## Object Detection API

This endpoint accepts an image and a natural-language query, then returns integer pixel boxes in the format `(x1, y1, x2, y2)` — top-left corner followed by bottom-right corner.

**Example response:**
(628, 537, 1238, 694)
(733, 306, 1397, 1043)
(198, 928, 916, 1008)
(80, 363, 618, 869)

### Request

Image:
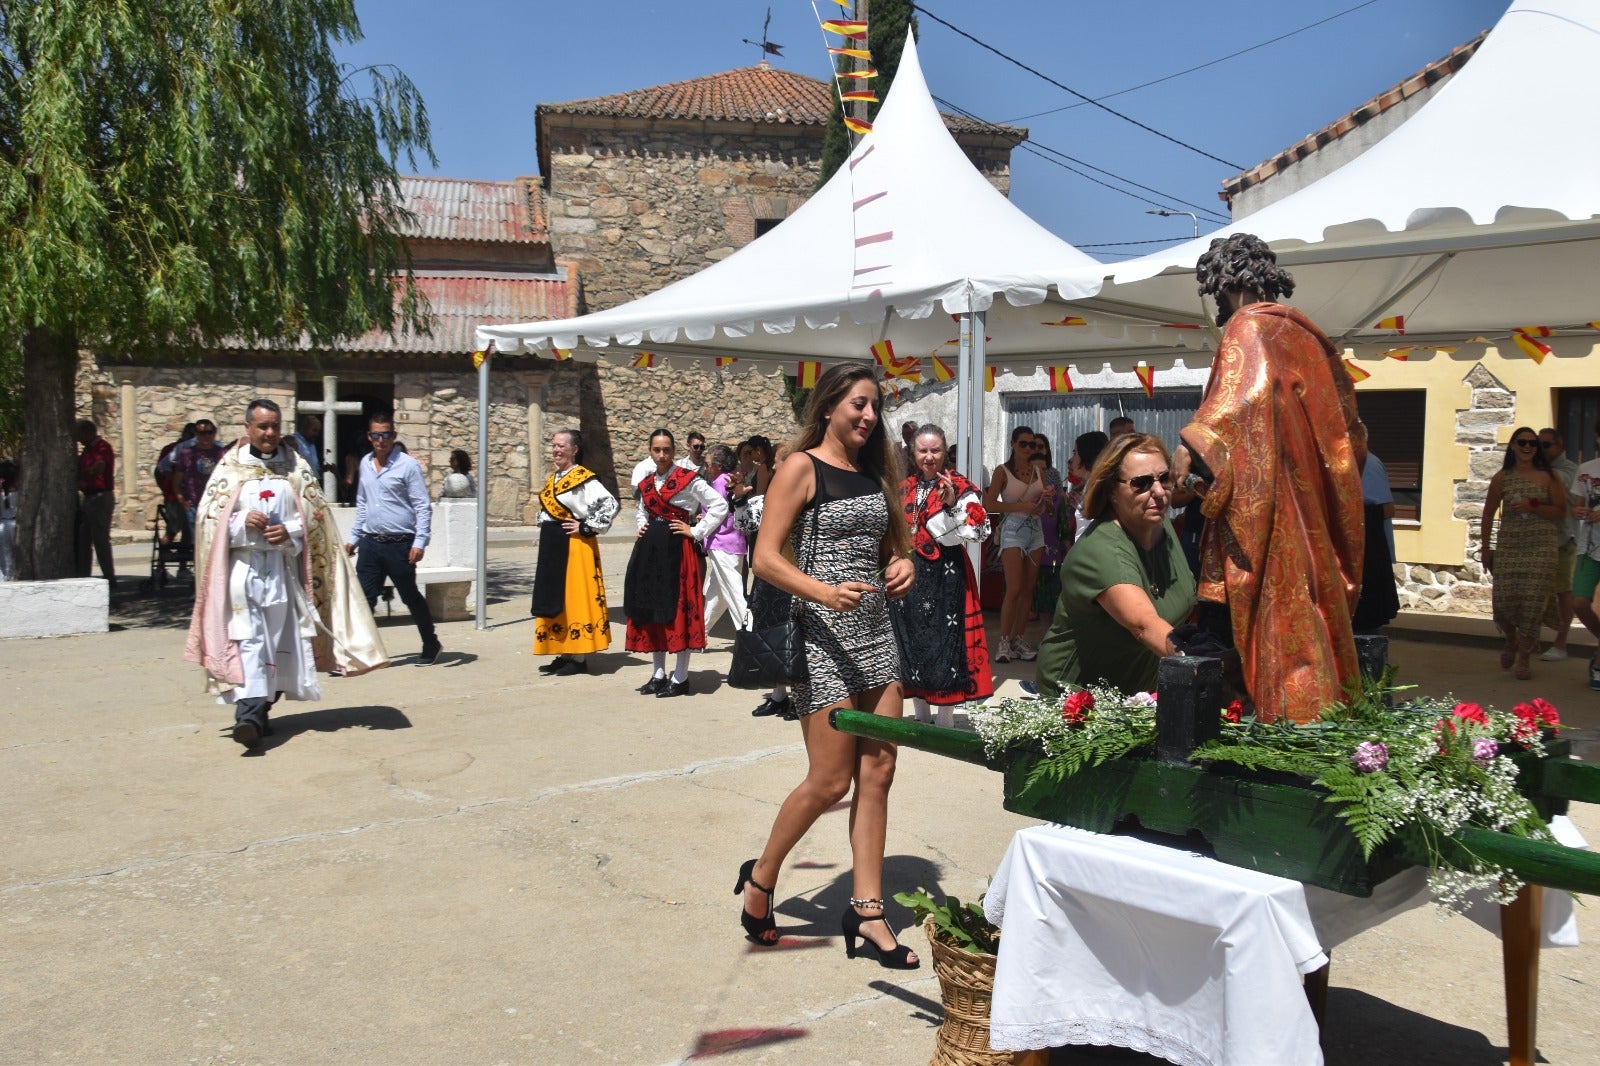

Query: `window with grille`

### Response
(1356, 391, 1426, 522)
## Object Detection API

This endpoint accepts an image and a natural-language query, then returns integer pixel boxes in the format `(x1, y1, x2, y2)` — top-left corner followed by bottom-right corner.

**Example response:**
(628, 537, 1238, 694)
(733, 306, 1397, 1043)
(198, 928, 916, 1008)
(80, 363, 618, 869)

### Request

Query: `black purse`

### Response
(727, 504, 817, 689)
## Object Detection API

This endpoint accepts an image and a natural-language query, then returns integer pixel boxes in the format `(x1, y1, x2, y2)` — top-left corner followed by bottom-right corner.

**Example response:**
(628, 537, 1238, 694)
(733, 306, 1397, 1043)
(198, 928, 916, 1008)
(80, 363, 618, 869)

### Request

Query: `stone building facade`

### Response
(77, 62, 1022, 528)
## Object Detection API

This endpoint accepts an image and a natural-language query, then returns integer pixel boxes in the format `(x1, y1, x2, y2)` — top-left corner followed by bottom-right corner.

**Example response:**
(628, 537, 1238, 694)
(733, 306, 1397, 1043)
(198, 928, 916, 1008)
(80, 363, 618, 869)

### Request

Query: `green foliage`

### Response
(0, 336, 20, 457)
(0, 0, 435, 353)
(894, 886, 999, 955)
(816, 0, 917, 187)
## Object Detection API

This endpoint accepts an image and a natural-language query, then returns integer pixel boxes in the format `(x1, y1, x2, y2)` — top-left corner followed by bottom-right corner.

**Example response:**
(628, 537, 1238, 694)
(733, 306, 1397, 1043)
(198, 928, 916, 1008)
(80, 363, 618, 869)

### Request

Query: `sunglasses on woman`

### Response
(1118, 471, 1171, 494)
(1511, 437, 1538, 448)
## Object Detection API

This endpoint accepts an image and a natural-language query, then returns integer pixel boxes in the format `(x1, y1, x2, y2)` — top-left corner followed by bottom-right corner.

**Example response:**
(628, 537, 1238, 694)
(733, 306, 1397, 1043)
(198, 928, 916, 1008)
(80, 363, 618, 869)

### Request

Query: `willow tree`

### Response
(0, 0, 433, 580)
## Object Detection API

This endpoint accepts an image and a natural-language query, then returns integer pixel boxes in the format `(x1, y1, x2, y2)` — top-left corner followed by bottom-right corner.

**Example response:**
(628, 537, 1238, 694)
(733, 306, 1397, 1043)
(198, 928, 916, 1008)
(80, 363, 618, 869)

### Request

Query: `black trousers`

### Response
(355, 537, 438, 646)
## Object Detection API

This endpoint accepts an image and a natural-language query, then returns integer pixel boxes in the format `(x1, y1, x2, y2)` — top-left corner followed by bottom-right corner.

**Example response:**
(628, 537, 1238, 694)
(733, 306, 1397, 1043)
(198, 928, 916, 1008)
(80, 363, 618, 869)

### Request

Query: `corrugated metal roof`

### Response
(539, 62, 1020, 138)
(340, 272, 576, 354)
(393, 176, 548, 243)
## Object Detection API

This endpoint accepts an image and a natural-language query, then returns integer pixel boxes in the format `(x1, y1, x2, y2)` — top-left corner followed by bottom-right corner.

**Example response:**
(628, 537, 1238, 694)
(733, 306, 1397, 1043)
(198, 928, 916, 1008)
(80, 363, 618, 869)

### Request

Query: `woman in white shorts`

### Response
(984, 425, 1045, 662)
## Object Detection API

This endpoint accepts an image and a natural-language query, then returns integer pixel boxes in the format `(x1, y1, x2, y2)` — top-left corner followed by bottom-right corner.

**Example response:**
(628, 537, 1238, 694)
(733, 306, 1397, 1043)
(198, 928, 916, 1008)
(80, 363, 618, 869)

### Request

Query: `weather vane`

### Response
(742, 7, 784, 61)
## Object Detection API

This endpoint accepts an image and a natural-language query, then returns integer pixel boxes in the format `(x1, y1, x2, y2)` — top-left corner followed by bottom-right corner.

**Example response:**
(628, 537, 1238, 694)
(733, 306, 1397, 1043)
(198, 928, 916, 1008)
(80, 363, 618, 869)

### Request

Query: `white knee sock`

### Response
(651, 652, 666, 679)
(671, 650, 691, 684)
(911, 697, 931, 723)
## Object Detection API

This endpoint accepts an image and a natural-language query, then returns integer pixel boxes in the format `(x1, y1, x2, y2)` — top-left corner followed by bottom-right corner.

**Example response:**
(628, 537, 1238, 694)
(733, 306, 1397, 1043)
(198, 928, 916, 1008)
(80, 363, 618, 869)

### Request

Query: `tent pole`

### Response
(475, 346, 491, 631)
(957, 309, 987, 577)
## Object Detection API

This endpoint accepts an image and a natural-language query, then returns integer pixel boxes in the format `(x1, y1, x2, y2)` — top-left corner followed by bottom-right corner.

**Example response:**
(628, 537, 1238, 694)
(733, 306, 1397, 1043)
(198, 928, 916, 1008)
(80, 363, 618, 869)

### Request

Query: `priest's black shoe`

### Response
(637, 675, 667, 695)
(538, 655, 571, 675)
(417, 640, 442, 666)
(656, 678, 692, 699)
(231, 721, 263, 749)
(550, 658, 587, 677)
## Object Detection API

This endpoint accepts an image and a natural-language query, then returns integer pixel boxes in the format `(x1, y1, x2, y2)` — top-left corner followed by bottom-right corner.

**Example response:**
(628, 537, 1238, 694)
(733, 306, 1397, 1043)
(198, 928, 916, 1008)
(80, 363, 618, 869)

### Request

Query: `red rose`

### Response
(965, 501, 987, 527)
(1531, 697, 1560, 727)
(1222, 699, 1243, 724)
(1451, 702, 1488, 726)
(1061, 690, 1094, 725)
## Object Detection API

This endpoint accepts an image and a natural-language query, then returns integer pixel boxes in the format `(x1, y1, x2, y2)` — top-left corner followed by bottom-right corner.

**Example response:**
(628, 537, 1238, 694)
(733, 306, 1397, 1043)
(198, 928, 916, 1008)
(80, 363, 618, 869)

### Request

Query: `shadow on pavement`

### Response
(233, 705, 413, 757)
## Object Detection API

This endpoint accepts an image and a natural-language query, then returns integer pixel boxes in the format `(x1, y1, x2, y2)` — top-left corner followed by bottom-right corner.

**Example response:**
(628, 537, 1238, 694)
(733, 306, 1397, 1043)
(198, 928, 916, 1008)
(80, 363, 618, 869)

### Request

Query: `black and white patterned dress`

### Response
(791, 454, 902, 715)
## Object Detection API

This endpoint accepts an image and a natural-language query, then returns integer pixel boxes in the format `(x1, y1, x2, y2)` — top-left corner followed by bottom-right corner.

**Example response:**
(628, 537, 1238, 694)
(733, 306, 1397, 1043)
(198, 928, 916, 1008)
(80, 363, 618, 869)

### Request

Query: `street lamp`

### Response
(1146, 208, 1199, 239)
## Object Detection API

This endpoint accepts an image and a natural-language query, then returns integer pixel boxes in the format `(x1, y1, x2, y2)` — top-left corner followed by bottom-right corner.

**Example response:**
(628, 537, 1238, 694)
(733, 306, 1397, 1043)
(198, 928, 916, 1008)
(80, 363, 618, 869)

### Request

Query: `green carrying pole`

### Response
(830, 709, 992, 767)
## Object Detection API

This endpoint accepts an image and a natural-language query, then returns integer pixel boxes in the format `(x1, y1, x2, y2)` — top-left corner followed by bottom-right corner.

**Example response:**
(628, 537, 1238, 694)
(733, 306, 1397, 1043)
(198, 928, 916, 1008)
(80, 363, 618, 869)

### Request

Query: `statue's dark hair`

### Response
(1196, 233, 1294, 324)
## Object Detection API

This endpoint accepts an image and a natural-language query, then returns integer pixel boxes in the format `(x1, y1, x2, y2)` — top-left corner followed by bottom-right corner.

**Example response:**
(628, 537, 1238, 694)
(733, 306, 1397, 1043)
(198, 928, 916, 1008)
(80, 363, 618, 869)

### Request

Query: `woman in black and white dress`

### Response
(735, 364, 919, 971)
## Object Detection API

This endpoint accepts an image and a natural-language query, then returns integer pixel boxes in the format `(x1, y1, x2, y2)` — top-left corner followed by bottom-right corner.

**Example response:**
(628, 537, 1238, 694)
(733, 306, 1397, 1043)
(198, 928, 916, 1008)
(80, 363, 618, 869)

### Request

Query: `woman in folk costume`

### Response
(625, 428, 728, 698)
(888, 424, 992, 727)
(186, 399, 386, 749)
(532, 429, 619, 677)
(702, 443, 752, 634)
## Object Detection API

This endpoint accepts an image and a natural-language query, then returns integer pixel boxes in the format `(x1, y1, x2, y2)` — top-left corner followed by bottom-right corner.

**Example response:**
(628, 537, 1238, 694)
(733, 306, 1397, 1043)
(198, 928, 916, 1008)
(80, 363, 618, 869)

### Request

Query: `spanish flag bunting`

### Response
(471, 349, 488, 369)
(885, 380, 901, 403)
(1373, 315, 1406, 333)
(841, 91, 878, 104)
(1588, 321, 1600, 329)
(551, 347, 572, 361)
(1134, 363, 1155, 398)
(931, 355, 955, 383)
(985, 366, 996, 392)
(843, 116, 874, 135)
(1048, 366, 1074, 393)
(828, 46, 872, 60)
(631, 352, 656, 369)
(1518, 325, 1552, 337)
(1344, 359, 1372, 383)
(870, 338, 898, 368)
(824, 0, 851, 8)
(838, 68, 878, 80)
(1381, 347, 1413, 361)
(796, 360, 821, 388)
(820, 19, 868, 39)
(1463, 335, 1495, 345)
(1160, 323, 1203, 330)
(1041, 314, 1087, 327)
(715, 356, 737, 367)
(1512, 328, 1551, 364)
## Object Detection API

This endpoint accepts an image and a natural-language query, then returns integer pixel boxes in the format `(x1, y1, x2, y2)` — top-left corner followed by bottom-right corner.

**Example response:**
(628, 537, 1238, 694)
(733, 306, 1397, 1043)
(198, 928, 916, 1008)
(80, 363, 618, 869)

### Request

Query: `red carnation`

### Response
(1451, 701, 1488, 726)
(965, 501, 987, 527)
(1222, 699, 1243, 724)
(1530, 697, 1560, 727)
(258, 489, 275, 500)
(1061, 690, 1094, 725)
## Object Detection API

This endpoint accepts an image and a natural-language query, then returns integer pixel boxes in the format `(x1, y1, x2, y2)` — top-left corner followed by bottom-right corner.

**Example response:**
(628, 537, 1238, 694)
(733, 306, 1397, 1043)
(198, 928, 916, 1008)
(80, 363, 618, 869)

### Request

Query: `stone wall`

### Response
(1393, 363, 1513, 616)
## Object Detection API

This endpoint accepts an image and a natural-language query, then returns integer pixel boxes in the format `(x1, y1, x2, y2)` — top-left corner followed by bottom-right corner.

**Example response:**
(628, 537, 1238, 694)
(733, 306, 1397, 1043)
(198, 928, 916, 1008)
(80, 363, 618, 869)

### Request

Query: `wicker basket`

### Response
(924, 917, 1010, 1066)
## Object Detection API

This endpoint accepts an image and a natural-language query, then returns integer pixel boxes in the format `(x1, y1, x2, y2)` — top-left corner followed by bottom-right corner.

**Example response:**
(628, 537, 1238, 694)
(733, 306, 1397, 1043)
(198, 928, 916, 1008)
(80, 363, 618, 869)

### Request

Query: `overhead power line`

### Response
(1002, 0, 1382, 123)
(912, 2, 1245, 170)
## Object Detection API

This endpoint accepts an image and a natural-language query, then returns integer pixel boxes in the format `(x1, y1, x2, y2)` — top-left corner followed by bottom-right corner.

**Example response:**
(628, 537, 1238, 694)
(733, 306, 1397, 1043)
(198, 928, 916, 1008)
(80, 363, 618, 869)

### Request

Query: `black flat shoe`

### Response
(538, 656, 571, 675)
(417, 641, 442, 666)
(637, 675, 666, 695)
(231, 721, 262, 749)
(751, 695, 791, 717)
(656, 678, 691, 699)
(841, 905, 919, 970)
(549, 658, 587, 677)
(734, 859, 778, 945)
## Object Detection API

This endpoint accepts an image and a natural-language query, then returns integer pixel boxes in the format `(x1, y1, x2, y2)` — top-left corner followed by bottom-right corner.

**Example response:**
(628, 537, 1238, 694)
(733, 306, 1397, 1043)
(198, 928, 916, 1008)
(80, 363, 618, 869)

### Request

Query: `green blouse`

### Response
(1035, 517, 1197, 701)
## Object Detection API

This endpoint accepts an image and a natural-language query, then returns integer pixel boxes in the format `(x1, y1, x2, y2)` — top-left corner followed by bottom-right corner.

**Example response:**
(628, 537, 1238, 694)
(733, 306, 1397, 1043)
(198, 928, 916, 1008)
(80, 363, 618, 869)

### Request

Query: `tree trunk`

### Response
(16, 327, 81, 581)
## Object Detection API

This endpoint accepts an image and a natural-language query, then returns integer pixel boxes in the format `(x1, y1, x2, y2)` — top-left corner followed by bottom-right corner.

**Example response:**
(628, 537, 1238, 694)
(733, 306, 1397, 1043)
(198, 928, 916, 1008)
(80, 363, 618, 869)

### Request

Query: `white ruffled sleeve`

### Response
(927, 488, 990, 545)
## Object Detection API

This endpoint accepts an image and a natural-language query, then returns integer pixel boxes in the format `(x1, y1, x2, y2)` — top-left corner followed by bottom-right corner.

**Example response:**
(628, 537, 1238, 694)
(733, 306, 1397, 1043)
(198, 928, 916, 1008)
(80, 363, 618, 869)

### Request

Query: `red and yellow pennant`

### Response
(820, 19, 868, 39)
(824, 0, 852, 8)
(715, 356, 738, 367)
(471, 349, 489, 369)
(931, 355, 955, 383)
(837, 68, 878, 80)
(550, 347, 573, 361)
(1041, 314, 1087, 327)
(631, 352, 656, 369)
(1160, 323, 1204, 330)
(1512, 327, 1551, 364)
(840, 90, 878, 104)
(1134, 364, 1156, 397)
(828, 46, 872, 60)
(1373, 315, 1406, 333)
(1344, 359, 1372, 383)
(1381, 347, 1413, 361)
(796, 360, 821, 388)
(985, 366, 996, 393)
(1048, 366, 1074, 394)
(1588, 321, 1600, 329)
(843, 116, 874, 135)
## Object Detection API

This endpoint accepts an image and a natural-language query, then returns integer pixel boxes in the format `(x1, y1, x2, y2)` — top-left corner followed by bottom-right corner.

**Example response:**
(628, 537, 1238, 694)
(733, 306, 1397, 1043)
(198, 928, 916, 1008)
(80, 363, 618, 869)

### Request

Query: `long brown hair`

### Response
(788, 364, 910, 558)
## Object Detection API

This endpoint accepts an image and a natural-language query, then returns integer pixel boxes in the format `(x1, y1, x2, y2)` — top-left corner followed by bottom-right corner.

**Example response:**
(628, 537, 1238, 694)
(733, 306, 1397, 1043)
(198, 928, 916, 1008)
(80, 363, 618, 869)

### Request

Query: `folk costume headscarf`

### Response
(1182, 302, 1364, 724)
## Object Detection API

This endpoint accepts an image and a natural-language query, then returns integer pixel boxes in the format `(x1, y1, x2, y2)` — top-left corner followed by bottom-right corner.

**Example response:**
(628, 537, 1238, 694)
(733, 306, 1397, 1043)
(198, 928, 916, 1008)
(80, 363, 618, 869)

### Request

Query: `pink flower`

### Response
(1128, 691, 1158, 708)
(1061, 690, 1094, 725)
(1352, 741, 1389, 773)
(1472, 737, 1500, 766)
(1452, 702, 1488, 726)
(1222, 699, 1243, 724)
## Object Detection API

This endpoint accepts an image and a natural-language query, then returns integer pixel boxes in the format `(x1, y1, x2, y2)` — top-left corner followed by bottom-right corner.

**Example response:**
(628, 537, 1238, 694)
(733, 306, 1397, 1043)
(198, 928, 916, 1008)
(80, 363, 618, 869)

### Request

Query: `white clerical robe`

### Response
(226, 469, 320, 703)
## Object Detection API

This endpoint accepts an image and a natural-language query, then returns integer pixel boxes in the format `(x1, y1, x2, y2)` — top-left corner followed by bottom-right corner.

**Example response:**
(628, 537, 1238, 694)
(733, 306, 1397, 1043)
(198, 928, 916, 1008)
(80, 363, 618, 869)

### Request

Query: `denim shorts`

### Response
(998, 514, 1044, 553)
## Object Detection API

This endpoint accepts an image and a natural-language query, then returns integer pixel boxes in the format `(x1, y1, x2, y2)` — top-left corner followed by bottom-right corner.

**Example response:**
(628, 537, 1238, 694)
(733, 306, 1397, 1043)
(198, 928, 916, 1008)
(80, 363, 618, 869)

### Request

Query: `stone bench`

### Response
(329, 500, 479, 623)
(0, 578, 110, 639)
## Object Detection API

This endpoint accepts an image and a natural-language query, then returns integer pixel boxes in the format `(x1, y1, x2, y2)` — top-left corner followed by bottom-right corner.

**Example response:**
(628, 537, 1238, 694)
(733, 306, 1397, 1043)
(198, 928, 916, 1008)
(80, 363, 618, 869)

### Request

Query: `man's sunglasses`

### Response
(1118, 471, 1172, 494)
(368, 431, 397, 441)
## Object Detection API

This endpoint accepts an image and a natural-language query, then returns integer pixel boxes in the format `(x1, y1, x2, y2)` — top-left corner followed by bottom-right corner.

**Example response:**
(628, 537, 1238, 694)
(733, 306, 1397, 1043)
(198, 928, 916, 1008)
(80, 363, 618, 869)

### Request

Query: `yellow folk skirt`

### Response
(533, 533, 612, 655)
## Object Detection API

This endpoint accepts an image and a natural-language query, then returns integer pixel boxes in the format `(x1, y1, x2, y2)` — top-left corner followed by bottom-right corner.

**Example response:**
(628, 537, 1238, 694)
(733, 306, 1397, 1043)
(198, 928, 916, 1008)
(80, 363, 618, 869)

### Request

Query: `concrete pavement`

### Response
(3, 531, 1598, 1064)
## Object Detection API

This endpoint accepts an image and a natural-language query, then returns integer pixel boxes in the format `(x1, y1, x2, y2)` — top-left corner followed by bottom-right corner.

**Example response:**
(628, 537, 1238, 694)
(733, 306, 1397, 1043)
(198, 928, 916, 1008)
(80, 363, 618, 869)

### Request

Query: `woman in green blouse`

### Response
(1035, 433, 1198, 700)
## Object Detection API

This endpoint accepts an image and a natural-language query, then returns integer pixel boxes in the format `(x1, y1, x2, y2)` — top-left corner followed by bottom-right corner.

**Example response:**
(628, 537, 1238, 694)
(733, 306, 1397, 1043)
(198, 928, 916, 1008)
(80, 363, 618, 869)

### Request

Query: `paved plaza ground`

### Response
(3, 529, 1597, 1064)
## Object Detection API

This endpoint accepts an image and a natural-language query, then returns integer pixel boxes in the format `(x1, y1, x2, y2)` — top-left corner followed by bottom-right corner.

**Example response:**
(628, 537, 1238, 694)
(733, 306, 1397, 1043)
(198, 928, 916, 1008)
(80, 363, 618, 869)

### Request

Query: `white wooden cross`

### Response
(296, 374, 364, 500)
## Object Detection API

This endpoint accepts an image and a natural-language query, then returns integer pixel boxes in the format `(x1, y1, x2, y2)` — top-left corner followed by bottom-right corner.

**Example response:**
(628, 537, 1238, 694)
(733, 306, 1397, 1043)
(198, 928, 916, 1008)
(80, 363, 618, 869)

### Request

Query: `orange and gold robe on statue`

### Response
(1183, 303, 1364, 724)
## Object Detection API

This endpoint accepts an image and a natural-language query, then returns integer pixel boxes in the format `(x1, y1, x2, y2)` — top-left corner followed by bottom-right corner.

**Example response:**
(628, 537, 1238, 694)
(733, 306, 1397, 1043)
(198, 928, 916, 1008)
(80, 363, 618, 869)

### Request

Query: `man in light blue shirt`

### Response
(346, 413, 440, 664)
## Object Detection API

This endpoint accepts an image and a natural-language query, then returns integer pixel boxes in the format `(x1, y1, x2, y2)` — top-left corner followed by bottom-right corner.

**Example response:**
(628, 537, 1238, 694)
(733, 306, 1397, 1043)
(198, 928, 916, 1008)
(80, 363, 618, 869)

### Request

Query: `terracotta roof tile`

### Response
(340, 272, 576, 354)
(1222, 31, 1486, 199)
(394, 176, 548, 243)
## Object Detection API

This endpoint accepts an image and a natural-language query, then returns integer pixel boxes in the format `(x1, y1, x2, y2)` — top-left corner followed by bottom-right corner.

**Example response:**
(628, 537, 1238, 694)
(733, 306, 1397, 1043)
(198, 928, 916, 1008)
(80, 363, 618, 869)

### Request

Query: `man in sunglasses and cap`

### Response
(346, 413, 442, 665)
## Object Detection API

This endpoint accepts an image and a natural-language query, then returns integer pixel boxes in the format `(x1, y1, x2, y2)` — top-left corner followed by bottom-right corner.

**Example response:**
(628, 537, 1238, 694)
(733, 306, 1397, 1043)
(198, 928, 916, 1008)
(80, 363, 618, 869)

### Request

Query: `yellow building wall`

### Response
(1349, 337, 1598, 570)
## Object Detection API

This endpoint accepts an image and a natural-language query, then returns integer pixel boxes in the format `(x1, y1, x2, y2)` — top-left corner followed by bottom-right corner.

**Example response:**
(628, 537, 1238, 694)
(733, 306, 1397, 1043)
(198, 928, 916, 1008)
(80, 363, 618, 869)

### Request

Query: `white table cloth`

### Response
(984, 821, 1583, 1066)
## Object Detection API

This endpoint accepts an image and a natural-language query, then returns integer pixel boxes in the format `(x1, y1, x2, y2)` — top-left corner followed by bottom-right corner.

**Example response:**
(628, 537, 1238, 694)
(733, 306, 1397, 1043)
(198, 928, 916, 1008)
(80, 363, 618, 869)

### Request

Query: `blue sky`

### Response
(338, 0, 1508, 255)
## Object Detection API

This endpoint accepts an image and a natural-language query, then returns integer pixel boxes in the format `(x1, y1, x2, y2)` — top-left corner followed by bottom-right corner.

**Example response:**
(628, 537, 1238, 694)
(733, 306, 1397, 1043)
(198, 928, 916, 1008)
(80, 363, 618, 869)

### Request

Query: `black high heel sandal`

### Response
(841, 898, 919, 969)
(734, 858, 778, 945)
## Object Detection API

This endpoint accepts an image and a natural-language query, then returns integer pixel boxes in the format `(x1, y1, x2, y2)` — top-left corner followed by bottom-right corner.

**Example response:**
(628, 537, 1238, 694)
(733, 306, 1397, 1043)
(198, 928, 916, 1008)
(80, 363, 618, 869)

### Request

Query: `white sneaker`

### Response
(994, 636, 1013, 664)
(1539, 647, 1568, 662)
(1014, 637, 1038, 662)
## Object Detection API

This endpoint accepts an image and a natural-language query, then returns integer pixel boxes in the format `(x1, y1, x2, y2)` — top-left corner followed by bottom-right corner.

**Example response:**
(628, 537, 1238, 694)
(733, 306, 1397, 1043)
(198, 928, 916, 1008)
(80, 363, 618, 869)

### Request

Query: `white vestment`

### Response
(225, 464, 320, 704)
